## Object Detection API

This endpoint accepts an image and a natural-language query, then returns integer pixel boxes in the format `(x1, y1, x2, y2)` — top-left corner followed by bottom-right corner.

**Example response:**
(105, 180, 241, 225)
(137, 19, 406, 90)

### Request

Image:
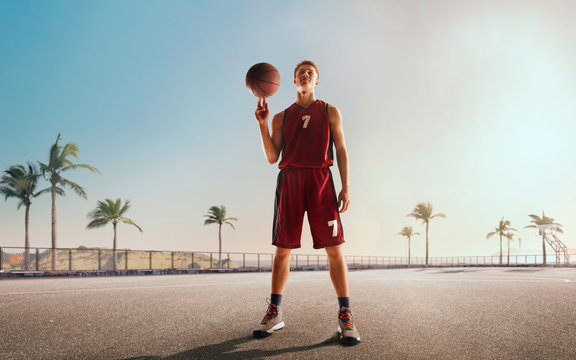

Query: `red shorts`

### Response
(273, 167, 344, 249)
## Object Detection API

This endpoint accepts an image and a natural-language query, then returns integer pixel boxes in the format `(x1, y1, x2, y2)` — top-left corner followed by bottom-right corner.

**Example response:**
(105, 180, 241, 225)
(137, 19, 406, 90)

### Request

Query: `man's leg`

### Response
(325, 244, 360, 345)
(272, 247, 292, 295)
(325, 244, 348, 297)
(253, 247, 291, 339)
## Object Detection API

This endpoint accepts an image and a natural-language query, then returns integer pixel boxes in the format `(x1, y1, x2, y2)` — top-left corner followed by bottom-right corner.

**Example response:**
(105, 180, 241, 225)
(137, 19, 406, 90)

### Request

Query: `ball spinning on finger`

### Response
(246, 63, 280, 98)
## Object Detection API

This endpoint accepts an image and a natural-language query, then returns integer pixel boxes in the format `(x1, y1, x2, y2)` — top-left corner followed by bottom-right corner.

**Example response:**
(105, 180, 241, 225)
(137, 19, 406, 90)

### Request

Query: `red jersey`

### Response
(278, 100, 334, 169)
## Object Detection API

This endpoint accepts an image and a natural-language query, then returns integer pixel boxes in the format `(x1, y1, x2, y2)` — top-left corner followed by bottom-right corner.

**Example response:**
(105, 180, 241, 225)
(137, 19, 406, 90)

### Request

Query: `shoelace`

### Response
(339, 308, 355, 330)
(261, 304, 278, 324)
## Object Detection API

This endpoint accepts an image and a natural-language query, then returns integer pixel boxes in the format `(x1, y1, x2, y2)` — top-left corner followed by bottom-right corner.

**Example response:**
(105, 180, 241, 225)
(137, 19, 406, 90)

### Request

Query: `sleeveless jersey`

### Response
(278, 100, 334, 169)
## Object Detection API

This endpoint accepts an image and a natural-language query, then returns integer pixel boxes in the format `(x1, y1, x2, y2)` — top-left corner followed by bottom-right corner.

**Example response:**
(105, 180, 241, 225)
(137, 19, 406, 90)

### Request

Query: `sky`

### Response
(1, 0, 575, 258)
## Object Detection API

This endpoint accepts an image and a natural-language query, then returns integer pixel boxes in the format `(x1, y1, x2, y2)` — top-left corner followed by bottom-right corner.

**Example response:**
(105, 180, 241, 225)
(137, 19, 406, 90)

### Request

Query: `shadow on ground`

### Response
(123, 333, 341, 360)
(437, 269, 476, 274)
(505, 268, 543, 273)
(414, 268, 478, 274)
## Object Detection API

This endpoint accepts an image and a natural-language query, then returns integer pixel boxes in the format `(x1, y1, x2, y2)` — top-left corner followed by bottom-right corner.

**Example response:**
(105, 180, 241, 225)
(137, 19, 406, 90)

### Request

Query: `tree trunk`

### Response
(24, 203, 30, 271)
(542, 234, 546, 265)
(218, 223, 222, 269)
(425, 222, 429, 266)
(113, 223, 117, 271)
(51, 183, 57, 271)
(507, 238, 510, 265)
(499, 234, 502, 265)
(408, 238, 411, 265)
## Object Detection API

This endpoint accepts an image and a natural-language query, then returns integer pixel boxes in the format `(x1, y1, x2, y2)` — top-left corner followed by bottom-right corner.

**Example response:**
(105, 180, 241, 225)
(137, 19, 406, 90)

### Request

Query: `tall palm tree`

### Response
(486, 217, 516, 265)
(407, 202, 445, 266)
(524, 211, 563, 266)
(39, 133, 99, 270)
(398, 226, 420, 265)
(203, 205, 237, 268)
(86, 199, 142, 271)
(0, 164, 50, 270)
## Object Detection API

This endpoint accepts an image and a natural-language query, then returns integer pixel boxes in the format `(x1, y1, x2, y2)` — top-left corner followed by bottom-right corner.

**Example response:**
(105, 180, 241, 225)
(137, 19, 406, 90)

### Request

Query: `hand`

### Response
(255, 97, 269, 126)
(338, 189, 350, 213)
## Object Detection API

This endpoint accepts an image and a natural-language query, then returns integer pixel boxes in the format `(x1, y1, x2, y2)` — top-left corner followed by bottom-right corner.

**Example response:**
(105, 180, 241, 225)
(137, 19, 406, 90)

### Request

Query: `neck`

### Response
(296, 89, 316, 107)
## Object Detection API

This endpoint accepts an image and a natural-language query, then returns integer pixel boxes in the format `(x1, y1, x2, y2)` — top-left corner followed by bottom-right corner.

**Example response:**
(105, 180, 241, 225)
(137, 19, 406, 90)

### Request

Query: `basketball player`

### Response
(252, 60, 360, 345)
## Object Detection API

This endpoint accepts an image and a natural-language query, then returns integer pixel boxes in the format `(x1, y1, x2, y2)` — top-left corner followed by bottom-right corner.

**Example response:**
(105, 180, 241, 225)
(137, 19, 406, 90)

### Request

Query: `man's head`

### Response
(294, 60, 319, 89)
(294, 60, 319, 79)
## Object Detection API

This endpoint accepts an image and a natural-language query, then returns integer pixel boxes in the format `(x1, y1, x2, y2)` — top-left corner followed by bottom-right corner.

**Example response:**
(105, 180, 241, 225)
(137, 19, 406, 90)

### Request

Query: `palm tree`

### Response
(0, 164, 50, 270)
(86, 199, 142, 271)
(505, 232, 515, 265)
(39, 133, 99, 270)
(407, 202, 445, 266)
(203, 205, 238, 268)
(486, 217, 516, 265)
(524, 211, 563, 266)
(398, 226, 420, 265)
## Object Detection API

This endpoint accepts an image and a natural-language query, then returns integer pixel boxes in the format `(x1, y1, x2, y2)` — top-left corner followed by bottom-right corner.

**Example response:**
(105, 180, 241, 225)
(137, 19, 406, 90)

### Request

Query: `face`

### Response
(294, 65, 319, 89)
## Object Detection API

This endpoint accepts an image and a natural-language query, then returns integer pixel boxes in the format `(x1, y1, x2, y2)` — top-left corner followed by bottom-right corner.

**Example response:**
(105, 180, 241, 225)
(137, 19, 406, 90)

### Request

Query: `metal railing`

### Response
(0, 247, 277, 272)
(0, 246, 572, 273)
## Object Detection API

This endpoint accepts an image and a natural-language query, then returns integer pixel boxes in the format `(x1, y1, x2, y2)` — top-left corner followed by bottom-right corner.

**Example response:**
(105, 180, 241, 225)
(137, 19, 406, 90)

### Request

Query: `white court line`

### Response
(1, 276, 572, 296)
(363, 277, 573, 283)
(0, 278, 323, 296)
(0, 281, 264, 296)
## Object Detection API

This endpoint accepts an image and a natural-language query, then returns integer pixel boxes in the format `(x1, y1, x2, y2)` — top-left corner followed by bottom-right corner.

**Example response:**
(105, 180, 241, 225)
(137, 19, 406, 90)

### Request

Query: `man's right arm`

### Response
(255, 97, 283, 164)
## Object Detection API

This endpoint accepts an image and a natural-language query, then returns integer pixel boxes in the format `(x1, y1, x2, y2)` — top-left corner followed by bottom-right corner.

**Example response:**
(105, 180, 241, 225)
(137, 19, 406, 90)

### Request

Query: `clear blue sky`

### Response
(1, 0, 575, 257)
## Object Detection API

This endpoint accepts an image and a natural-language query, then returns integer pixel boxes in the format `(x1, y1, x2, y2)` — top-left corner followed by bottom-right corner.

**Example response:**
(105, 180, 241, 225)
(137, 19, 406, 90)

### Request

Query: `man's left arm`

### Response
(328, 104, 350, 213)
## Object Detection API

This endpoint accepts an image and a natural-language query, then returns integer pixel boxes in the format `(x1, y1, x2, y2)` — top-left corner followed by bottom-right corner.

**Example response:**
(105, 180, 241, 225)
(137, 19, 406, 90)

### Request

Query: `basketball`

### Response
(245, 62, 280, 98)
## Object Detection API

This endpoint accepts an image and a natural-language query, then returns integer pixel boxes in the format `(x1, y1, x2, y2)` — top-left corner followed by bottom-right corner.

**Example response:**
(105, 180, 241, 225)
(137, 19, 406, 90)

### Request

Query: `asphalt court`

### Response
(1, 267, 575, 359)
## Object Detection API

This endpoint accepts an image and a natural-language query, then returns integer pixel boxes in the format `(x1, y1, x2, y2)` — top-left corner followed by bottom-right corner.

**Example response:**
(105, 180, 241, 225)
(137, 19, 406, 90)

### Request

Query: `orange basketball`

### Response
(245, 62, 280, 98)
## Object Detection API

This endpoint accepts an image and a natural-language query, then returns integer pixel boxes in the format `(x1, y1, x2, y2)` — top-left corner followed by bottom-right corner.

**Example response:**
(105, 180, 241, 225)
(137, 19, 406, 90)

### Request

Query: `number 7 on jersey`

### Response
(302, 115, 311, 128)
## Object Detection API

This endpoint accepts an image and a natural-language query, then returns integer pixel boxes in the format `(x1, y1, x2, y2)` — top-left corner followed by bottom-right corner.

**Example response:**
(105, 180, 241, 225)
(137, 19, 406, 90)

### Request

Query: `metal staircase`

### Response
(540, 225, 569, 266)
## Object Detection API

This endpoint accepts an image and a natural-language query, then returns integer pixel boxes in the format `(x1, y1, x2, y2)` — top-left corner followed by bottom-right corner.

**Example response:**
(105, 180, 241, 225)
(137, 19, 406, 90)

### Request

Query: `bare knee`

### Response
(275, 247, 292, 260)
(325, 245, 343, 260)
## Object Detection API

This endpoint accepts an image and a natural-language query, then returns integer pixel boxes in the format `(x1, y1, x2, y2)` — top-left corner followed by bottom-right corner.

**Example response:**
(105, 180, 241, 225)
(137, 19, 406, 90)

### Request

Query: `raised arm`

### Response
(328, 104, 350, 213)
(255, 97, 283, 164)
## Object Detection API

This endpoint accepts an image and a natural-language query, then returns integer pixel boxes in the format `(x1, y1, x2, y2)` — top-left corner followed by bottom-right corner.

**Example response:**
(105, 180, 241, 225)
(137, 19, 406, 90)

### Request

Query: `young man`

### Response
(252, 60, 360, 346)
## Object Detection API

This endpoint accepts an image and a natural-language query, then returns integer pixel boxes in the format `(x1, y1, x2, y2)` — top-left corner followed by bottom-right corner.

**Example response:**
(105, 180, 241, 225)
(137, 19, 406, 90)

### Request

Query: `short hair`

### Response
(294, 60, 319, 78)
